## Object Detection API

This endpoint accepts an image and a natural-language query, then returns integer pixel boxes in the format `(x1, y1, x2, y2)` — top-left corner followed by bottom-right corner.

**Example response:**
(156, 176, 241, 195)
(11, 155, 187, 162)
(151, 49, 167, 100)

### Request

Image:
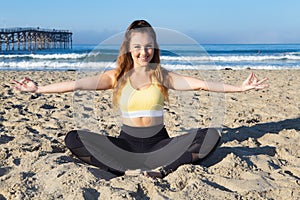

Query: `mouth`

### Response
(138, 56, 150, 62)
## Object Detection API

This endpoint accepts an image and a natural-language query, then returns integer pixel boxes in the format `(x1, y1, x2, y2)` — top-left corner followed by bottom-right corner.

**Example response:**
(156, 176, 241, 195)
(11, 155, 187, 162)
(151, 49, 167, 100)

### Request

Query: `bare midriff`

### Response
(122, 116, 163, 127)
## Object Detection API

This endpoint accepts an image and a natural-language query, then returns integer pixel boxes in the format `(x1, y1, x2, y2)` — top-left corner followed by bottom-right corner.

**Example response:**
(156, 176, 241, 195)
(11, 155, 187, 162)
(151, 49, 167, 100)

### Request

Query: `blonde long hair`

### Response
(112, 20, 169, 106)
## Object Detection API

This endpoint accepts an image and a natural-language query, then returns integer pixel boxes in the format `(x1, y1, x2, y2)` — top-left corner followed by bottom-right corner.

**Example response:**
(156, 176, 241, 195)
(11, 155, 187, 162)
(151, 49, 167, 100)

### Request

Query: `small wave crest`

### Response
(161, 54, 300, 62)
(0, 53, 88, 60)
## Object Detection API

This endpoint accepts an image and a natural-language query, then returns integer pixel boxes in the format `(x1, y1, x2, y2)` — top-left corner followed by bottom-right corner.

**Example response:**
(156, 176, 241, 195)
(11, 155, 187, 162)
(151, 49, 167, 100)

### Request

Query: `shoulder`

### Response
(103, 69, 116, 78)
(99, 69, 117, 88)
(160, 68, 180, 80)
(160, 67, 179, 77)
(157, 67, 175, 89)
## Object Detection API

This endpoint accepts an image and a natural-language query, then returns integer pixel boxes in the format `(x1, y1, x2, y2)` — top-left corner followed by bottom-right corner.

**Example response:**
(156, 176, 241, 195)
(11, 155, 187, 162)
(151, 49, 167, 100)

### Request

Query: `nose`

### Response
(140, 47, 147, 55)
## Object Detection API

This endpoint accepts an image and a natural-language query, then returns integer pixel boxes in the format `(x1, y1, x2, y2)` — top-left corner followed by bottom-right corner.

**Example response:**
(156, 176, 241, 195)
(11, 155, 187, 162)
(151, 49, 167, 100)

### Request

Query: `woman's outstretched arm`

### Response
(12, 70, 116, 94)
(166, 71, 268, 92)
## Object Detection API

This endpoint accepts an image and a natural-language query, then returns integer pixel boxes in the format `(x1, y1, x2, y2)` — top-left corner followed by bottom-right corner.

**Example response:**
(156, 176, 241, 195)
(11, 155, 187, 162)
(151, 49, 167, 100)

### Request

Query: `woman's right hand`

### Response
(12, 77, 38, 93)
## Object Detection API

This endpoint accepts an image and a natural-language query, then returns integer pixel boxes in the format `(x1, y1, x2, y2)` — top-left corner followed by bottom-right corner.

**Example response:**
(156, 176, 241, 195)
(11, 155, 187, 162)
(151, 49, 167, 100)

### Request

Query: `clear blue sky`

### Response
(1, 0, 299, 44)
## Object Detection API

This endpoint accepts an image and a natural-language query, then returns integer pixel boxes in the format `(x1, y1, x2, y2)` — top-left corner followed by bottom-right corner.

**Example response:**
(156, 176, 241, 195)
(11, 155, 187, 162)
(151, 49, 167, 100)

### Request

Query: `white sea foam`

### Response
(162, 64, 299, 70)
(0, 61, 116, 70)
(0, 53, 88, 60)
(161, 54, 300, 62)
(1, 44, 300, 70)
(2, 53, 299, 62)
(2, 60, 297, 71)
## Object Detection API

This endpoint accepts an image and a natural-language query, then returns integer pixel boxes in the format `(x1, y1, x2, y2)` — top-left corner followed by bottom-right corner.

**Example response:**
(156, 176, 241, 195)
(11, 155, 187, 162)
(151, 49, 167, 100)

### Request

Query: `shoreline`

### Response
(1, 69, 299, 199)
(1, 67, 300, 71)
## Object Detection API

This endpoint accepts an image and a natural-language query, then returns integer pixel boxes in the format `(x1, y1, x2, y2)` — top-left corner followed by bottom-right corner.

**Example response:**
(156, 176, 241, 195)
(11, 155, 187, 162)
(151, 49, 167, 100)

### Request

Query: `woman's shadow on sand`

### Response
(194, 117, 300, 168)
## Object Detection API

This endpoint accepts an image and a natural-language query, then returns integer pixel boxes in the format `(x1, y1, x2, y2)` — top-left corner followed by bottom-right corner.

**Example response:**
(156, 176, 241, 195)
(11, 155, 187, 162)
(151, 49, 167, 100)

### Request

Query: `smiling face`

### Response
(129, 32, 155, 68)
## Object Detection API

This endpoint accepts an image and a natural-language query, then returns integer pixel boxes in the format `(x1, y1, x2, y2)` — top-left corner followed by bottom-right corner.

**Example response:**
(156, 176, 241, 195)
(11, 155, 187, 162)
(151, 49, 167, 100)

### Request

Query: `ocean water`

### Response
(1, 44, 300, 71)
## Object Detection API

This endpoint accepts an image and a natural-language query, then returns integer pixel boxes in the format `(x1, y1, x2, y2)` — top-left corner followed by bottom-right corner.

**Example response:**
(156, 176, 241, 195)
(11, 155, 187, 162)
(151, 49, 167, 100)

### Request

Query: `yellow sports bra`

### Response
(119, 77, 164, 118)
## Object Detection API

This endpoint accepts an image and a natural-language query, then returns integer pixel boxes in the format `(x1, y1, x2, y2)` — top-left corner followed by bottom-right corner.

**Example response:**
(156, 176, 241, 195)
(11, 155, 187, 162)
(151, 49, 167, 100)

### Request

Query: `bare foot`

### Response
(143, 170, 163, 178)
(125, 169, 163, 178)
(124, 169, 142, 176)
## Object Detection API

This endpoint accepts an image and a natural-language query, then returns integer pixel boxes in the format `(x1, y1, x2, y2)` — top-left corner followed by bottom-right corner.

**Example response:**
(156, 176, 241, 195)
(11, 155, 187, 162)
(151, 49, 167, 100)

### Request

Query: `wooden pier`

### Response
(0, 27, 72, 51)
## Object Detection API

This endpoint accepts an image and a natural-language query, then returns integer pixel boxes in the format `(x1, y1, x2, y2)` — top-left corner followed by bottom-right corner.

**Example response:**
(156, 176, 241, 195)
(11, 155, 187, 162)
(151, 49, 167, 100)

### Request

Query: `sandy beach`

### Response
(0, 69, 299, 199)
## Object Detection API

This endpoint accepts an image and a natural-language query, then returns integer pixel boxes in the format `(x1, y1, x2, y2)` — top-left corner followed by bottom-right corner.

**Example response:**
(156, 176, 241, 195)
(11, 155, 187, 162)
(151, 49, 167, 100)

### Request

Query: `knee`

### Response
(203, 128, 221, 147)
(64, 130, 81, 149)
(197, 128, 221, 159)
(196, 128, 221, 142)
(208, 128, 222, 139)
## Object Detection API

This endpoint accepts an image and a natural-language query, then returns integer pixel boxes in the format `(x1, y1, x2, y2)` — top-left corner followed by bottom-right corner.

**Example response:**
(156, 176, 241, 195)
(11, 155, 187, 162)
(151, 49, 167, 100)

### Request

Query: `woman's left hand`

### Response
(241, 72, 269, 91)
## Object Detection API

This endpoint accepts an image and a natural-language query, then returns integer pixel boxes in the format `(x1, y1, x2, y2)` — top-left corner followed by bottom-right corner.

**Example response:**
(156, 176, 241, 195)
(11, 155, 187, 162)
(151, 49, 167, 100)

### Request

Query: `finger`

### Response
(19, 78, 28, 84)
(24, 77, 33, 82)
(11, 79, 20, 84)
(11, 79, 23, 86)
(256, 77, 269, 85)
(21, 77, 33, 82)
(252, 73, 258, 79)
(246, 73, 254, 82)
(252, 73, 258, 82)
(255, 84, 269, 89)
(11, 85, 21, 91)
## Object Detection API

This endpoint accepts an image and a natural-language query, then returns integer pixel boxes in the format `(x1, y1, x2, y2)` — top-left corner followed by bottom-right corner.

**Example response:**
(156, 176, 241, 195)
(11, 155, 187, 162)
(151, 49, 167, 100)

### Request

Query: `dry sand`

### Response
(0, 69, 299, 200)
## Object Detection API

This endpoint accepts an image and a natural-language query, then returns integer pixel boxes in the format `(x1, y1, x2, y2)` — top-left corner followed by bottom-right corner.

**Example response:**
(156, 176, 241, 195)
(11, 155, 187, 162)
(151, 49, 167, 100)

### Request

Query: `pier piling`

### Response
(0, 27, 72, 51)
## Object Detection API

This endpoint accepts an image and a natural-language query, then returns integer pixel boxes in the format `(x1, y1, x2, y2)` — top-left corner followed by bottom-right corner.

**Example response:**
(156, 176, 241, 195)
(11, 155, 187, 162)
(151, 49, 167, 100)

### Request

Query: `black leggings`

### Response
(64, 125, 221, 175)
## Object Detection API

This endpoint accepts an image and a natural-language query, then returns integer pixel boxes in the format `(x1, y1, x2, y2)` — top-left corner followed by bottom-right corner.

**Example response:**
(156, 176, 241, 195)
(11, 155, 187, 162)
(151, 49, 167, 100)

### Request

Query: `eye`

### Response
(145, 45, 154, 50)
(133, 45, 141, 50)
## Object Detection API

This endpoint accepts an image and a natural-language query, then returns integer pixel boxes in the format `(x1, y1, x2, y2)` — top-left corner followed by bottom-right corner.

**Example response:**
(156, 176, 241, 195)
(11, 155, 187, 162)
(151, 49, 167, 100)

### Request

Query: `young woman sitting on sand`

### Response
(12, 20, 268, 178)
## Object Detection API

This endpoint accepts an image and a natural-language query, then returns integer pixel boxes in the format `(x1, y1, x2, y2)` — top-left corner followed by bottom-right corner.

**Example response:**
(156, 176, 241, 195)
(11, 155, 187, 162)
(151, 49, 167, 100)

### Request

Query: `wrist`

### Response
(240, 86, 245, 92)
(34, 86, 40, 94)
